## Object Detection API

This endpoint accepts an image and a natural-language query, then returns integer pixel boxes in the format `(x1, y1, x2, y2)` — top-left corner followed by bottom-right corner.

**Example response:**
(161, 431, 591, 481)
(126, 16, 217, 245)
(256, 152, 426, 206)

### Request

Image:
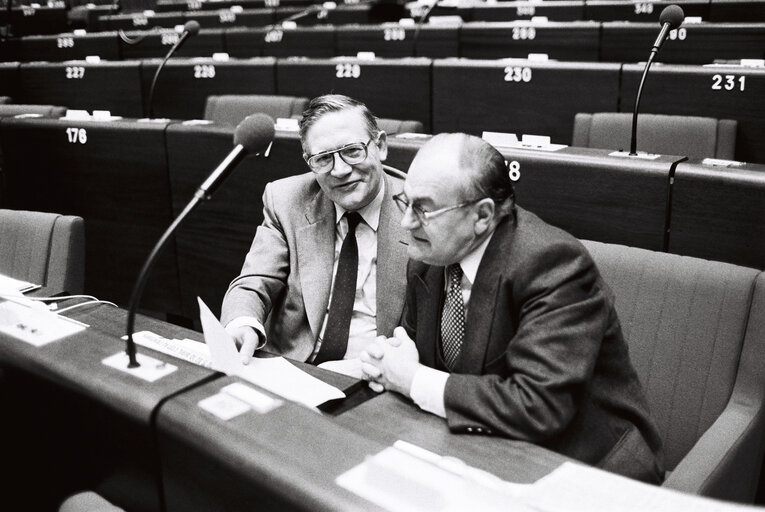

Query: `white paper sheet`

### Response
(198, 297, 345, 408)
(0, 299, 85, 346)
(0, 273, 40, 294)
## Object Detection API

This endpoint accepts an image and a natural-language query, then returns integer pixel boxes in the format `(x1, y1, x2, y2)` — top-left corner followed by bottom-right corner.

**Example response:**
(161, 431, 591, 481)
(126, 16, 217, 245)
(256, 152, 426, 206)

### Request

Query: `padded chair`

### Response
(377, 117, 424, 135)
(59, 492, 125, 512)
(582, 240, 765, 502)
(572, 113, 737, 160)
(203, 94, 310, 127)
(0, 104, 67, 118)
(0, 96, 10, 105)
(0, 209, 85, 294)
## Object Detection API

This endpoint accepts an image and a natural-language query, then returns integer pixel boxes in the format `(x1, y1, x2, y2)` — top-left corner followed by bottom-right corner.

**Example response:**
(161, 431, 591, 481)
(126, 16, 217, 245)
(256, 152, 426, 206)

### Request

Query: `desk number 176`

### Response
(66, 127, 87, 144)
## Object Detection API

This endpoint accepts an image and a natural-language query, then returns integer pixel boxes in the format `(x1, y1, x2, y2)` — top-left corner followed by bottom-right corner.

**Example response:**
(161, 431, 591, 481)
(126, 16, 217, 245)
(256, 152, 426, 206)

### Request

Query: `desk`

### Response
(141, 57, 277, 119)
(620, 63, 765, 165)
(709, 0, 765, 21)
(17, 60, 144, 117)
(669, 159, 765, 269)
(119, 28, 226, 60)
(188, 8, 275, 29)
(225, 25, 336, 58)
(458, 21, 600, 61)
(601, 22, 765, 65)
(583, 0, 710, 22)
(99, 11, 187, 31)
(335, 24, 459, 59)
(18, 31, 121, 62)
(0, 117, 182, 313)
(469, 1, 585, 22)
(276, 57, 433, 132)
(0, 61, 19, 98)
(0, 5, 68, 36)
(432, 59, 621, 143)
(0, 300, 217, 511)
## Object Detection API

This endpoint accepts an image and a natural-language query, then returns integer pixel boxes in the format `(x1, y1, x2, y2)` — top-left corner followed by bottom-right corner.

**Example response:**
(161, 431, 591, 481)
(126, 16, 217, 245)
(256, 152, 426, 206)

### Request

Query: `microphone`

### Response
(145, 20, 200, 118)
(277, 2, 336, 26)
(629, 5, 684, 155)
(124, 114, 275, 368)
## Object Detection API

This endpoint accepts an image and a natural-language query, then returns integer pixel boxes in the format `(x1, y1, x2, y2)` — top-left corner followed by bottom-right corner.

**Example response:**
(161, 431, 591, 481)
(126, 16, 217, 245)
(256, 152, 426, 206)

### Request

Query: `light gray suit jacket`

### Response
(221, 170, 409, 361)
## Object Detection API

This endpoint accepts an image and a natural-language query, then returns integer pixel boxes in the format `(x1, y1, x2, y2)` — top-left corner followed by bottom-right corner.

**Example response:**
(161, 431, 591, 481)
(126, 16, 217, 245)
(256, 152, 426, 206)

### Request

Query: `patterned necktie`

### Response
(314, 211, 362, 364)
(440, 263, 465, 371)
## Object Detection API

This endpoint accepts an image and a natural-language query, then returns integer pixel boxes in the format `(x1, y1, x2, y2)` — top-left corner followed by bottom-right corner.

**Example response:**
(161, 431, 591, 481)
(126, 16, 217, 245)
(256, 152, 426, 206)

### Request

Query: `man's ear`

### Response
(474, 198, 496, 235)
(376, 131, 388, 161)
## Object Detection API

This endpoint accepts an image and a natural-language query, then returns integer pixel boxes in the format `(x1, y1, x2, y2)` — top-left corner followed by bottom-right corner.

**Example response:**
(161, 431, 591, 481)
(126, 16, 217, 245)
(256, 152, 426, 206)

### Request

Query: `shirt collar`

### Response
(458, 232, 494, 286)
(333, 178, 385, 231)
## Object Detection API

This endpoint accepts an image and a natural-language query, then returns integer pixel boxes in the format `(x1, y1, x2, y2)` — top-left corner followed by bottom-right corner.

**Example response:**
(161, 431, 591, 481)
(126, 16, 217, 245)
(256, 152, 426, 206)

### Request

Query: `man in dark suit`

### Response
(361, 133, 665, 483)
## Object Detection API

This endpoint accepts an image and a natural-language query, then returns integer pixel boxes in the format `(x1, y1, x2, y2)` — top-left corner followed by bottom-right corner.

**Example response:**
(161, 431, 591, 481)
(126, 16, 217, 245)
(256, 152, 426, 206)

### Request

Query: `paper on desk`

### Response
(198, 297, 345, 408)
(317, 357, 363, 379)
(0, 273, 40, 294)
(523, 461, 758, 512)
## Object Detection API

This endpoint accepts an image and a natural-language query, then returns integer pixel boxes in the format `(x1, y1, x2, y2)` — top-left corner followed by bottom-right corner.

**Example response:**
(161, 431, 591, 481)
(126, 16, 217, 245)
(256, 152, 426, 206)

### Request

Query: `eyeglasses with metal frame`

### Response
(304, 138, 375, 174)
(392, 192, 484, 226)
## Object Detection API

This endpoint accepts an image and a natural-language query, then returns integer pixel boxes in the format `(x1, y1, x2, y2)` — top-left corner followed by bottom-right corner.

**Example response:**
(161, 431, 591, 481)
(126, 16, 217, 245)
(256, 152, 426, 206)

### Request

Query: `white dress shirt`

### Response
(227, 181, 385, 370)
(409, 232, 494, 418)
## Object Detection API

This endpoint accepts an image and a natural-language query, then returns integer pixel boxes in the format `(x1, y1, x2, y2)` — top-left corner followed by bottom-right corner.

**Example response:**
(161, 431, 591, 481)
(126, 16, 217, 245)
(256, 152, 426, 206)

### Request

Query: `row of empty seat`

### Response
(3, 20, 765, 64)
(2, 57, 763, 162)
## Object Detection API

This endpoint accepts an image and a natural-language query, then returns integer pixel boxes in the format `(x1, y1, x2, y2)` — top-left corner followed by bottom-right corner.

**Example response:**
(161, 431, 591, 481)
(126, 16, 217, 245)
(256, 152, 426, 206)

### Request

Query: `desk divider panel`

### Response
(186, 8, 275, 29)
(0, 5, 69, 36)
(458, 21, 600, 61)
(100, 11, 188, 31)
(17, 60, 145, 117)
(141, 57, 277, 120)
(276, 57, 433, 132)
(709, 0, 765, 21)
(620, 63, 765, 165)
(669, 161, 765, 269)
(119, 28, 226, 59)
(0, 61, 20, 98)
(166, 124, 308, 319)
(0, 117, 182, 313)
(601, 22, 765, 65)
(225, 25, 336, 58)
(432, 59, 620, 144)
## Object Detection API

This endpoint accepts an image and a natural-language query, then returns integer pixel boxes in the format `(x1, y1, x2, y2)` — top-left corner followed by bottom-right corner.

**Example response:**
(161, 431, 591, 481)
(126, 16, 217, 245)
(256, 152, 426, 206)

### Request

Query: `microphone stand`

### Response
(629, 50, 658, 156)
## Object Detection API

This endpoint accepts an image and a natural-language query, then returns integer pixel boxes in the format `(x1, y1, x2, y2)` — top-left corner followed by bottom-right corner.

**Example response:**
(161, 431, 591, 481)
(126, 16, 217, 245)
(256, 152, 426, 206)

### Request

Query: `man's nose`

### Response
(329, 153, 353, 177)
(400, 206, 421, 230)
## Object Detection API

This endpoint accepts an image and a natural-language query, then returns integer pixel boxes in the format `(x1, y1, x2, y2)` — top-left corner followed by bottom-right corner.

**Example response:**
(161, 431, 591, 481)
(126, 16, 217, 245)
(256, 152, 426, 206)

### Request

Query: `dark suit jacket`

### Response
(403, 207, 665, 483)
(221, 169, 410, 361)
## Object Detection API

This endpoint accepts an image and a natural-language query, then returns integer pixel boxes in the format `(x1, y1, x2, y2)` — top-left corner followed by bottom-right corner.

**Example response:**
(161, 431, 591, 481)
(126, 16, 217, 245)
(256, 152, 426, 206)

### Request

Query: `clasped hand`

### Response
(360, 326, 421, 396)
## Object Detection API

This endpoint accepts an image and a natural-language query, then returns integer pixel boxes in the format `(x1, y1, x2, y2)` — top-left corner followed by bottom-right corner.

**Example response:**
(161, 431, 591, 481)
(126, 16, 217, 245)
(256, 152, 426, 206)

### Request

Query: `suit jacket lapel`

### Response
(414, 266, 445, 369)
(456, 219, 515, 374)
(375, 173, 409, 336)
(296, 187, 335, 340)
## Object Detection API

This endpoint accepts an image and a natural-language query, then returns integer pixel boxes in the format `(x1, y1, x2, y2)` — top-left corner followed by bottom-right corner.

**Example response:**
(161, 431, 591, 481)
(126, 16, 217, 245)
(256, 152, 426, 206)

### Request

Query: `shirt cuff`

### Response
(409, 365, 449, 418)
(225, 316, 267, 350)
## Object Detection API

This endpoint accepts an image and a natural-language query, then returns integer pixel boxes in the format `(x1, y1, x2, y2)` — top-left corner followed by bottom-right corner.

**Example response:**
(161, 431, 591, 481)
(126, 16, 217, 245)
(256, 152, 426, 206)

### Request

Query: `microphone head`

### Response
(659, 5, 684, 29)
(234, 113, 275, 154)
(183, 20, 200, 36)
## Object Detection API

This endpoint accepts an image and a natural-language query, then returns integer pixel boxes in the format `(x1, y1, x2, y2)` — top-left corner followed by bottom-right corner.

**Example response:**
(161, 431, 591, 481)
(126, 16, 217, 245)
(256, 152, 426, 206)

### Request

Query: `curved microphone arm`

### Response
(124, 195, 201, 367)
(629, 51, 657, 156)
(145, 34, 186, 119)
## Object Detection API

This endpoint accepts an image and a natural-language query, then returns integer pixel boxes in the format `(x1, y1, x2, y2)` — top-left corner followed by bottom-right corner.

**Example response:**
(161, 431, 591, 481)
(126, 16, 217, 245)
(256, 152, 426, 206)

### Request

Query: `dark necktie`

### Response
(314, 211, 362, 365)
(440, 264, 465, 371)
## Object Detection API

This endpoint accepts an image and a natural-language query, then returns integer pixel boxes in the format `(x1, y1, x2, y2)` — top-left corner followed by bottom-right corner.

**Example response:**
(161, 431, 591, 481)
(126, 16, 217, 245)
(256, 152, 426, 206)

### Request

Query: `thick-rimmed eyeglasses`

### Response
(304, 138, 374, 174)
(392, 193, 483, 226)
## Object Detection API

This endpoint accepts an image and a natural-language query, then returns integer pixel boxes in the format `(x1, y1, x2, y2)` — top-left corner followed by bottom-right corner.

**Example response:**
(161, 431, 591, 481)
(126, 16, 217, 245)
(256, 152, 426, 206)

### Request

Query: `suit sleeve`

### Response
(444, 241, 610, 441)
(220, 182, 291, 327)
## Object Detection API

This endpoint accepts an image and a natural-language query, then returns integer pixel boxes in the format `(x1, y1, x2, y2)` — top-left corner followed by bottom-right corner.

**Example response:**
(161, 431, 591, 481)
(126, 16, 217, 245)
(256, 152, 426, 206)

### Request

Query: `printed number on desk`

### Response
(712, 74, 745, 92)
(194, 64, 216, 79)
(66, 127, 87, 144)
(504, 66, 532, 83)
(65, 66, 85, 79)
(336, 63, 361, 78)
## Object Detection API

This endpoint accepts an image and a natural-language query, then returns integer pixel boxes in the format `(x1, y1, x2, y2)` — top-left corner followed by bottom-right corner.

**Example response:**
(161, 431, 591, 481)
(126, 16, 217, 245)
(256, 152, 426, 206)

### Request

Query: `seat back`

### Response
(581, 240, 760, 471)
(377, 118, 425, 135)
(0, 209, 84, 294)
(572, 112, 737, 159)
(203, 95, 309, 127)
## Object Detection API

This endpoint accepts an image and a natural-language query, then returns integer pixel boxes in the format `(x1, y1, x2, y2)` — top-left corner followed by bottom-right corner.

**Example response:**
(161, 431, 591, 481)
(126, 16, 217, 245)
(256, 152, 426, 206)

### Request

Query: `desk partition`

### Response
(458, 21, 600, 60)
(432, 59, 621, 143)
(669, 160, 765, 269)
(0, 5, 68, 36)
(141, 57, 277, 119)
(0, 117, 182, 313)
(100, 11, 187, 31)
(276, 57, 433, 132)
(187, 8, 275, 29)
(0, 61, 19, 98)
(17, 60, 144, 117)
(583, 0, 710, 22)
(709, 0, 765, 21)
(620, 63, 765, 165)
(469, 1, 586, 22)
(601, 22, 765, 64)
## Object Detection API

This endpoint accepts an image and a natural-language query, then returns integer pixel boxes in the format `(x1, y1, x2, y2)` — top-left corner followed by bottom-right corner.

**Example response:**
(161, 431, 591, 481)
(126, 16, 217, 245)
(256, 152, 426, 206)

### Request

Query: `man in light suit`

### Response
(221, 95, 409, 372)
(361, 133, 665, 483)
